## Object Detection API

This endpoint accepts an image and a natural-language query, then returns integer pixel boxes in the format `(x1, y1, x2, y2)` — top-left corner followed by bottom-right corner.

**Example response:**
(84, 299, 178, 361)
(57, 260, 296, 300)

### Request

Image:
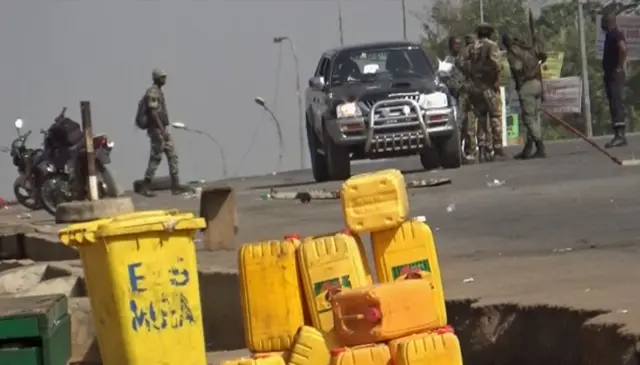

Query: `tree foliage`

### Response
(419, 0, 640, 138)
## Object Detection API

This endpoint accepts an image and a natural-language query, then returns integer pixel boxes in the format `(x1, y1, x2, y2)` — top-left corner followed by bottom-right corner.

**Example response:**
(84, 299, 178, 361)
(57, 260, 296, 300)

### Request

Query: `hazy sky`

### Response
(0, 0, 434, 198)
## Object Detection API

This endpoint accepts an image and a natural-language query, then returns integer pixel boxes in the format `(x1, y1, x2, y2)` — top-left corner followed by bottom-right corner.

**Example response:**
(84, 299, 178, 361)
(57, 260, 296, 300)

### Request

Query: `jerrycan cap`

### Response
(435, 325, 455, 334)
(331, 348, 346, 356)
(414, 216, 427, 222)
(364, 306, 382, 322)
(284, 233, 301, 240)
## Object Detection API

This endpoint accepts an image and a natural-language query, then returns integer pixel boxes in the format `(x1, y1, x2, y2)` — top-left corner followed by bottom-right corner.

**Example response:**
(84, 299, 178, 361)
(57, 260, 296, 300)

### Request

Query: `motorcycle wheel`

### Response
(39, 174, 72, 217)
(13, 174, 42, 210)
(98, 165, 120, 198)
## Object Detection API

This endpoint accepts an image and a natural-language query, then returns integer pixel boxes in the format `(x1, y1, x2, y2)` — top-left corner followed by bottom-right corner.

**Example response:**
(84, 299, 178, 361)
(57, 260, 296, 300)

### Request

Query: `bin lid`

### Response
(58, 209, 183, 246)
(94, 212, 205, 239)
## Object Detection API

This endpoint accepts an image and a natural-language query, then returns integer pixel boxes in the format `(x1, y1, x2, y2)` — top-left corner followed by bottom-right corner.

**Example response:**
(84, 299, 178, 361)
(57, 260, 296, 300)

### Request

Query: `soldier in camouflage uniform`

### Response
(138, 68, 190, 197)
(466, 23, 507, 162)
(460, 33, 477, 163)
(502, 33, 548, 159)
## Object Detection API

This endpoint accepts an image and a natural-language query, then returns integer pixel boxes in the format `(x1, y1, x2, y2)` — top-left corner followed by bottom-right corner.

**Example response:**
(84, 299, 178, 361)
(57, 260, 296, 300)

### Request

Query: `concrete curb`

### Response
(55, 197, 135, 224)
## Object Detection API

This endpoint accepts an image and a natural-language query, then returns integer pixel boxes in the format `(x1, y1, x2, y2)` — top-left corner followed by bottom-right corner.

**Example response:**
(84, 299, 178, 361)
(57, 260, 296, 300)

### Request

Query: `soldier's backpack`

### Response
(134, 94, 149, 130)
(517, 44, 543, 81)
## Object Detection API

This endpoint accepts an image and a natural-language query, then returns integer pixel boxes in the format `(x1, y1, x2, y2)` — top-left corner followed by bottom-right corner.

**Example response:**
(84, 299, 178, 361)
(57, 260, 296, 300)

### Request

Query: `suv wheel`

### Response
(419, 147, 440, 171)
(437, 127, 462, 169)
(307, 121, 329, 182)
(323, 123, 351, 180)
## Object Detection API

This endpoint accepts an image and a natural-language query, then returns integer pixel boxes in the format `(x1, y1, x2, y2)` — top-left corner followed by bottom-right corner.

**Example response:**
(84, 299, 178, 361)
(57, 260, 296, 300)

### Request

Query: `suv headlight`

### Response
(418, 92, 449, 109)
(336, 102, 362, 118)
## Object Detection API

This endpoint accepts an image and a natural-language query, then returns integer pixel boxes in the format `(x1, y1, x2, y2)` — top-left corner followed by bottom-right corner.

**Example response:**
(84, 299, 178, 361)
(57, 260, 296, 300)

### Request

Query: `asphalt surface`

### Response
(3, 133, 640, 363)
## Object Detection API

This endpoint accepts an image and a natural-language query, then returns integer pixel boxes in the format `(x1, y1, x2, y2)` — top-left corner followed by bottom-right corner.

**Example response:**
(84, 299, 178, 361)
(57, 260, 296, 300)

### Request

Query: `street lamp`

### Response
(171, 122, 228, 177)
(254, 96, 284, 171)
(272, 36, 305, 169)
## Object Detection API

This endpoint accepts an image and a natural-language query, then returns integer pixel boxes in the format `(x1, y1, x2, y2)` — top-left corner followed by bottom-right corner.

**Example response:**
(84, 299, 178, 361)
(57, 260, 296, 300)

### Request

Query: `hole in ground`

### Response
(448, 299, 640, 365)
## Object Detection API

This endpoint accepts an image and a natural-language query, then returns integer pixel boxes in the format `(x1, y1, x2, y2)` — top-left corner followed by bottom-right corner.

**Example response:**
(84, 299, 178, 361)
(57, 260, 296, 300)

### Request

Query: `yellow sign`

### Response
(541, 52, 564, 79)
(499, 51, 564, 84)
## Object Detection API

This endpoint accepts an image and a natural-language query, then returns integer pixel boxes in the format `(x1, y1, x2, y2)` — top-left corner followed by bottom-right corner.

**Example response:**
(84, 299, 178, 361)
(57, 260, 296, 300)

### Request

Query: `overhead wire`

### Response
(232, 42, 284, 176)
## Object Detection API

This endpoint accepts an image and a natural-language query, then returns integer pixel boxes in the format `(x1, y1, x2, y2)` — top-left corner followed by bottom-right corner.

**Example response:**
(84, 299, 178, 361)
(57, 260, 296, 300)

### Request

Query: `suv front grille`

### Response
(361, 94, 419, 110)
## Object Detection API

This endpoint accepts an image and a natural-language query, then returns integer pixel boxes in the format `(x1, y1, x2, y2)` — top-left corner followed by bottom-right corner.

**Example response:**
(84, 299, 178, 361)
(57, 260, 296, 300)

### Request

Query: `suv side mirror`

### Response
(309, 76, 325, 90)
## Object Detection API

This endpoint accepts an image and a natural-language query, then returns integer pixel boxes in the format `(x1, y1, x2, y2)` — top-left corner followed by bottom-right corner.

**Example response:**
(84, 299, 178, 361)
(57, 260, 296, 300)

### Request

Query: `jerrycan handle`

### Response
(338, 307, 382, 322)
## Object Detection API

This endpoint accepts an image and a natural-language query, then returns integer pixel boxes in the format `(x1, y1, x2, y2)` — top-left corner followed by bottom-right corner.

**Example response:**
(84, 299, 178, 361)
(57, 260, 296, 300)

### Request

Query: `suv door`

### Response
(312, 57, 332, 136)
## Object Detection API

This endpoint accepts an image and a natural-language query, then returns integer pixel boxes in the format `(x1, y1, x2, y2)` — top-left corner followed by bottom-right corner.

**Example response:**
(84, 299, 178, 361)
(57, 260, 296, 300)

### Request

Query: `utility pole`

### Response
(338, 0, 344, 45)
(480, 0, 485, 23)
(80, 101, 99, 201)
(401, 0, 407, 40)
(577, 0, 593, 137)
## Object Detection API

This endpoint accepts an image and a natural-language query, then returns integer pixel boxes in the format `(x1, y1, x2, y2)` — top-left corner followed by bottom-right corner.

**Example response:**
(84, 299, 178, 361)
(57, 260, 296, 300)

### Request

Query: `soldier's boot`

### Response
(478, 147, 490, 163)
(493, 147, 508, 161)
(514, 139, 534, 160)
(138, 177, 157, 198)
(604, 128, 628, 149)
(531, 139, 547, 159)
(463, 153, 477, 165)
(170, 175, 192, 195)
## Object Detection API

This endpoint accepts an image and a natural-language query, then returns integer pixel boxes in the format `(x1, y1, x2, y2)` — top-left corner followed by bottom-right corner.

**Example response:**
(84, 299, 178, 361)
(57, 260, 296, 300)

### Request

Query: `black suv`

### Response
(305, 41, 461, 182)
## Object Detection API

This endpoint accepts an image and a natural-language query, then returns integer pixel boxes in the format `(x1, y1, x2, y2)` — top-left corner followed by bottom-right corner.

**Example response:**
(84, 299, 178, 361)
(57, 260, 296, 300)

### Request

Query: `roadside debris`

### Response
(406, 177, 452, 188)
(486, 179, 506, 188)
(462, 277, 474, 283)
(261, 177, 453, 203)
(552, 247, 573, 253)
(446, 204, 456, 213)
(17, 213, 31, 220)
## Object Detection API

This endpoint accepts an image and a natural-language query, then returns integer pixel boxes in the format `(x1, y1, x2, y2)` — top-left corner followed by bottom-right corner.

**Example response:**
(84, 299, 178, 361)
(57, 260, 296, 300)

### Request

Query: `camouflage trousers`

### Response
(144, 127, 179, 180)
(468, 87, 503, 153)
(458, 93, 476, 155)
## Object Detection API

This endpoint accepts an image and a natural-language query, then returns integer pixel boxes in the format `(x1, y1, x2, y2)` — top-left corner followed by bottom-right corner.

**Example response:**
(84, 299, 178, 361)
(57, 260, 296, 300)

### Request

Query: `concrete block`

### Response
(16, 275, 82, 298)
(199, 267, 244, 351)
(68, 297, 101, 364)
(200, 186, 238, 251)
(0, 259, 34, 272)
(24, 233, 79, 261)
(0, 263, 48, 294)
(0, 235, 21, 259)
(55, 197, 135, 223)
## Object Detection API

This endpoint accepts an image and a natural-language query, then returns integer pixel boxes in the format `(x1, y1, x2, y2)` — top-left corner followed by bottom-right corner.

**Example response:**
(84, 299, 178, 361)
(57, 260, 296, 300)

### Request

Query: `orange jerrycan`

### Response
(394, 326, 463, 365)
(330, 279, 440, 346)
(330, 344, 392, 365)
(239, 238, 305, 352)
(370, 216, 447, 326)
(298, 232, 371, 333)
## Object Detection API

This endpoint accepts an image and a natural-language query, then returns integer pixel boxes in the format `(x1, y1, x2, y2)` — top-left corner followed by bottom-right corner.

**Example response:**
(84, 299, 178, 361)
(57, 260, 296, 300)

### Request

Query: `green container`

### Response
(0, 294, 71, 365)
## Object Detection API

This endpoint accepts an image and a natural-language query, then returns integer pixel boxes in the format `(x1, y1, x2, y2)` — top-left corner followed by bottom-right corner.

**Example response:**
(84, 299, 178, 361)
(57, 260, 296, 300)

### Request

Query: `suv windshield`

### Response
(330, 47, 434, 86)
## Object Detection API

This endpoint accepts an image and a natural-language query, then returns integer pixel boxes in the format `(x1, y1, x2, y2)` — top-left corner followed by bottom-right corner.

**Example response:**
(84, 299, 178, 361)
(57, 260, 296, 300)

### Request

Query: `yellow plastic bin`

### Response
(58, 210, 207, 365)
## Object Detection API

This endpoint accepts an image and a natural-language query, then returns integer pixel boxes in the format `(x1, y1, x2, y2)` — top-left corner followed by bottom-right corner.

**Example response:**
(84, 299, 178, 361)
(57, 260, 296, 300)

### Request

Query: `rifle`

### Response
(529, 9, 545, 102)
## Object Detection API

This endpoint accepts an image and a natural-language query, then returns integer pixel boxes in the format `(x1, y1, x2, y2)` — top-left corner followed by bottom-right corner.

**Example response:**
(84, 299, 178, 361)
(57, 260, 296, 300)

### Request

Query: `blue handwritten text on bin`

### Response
(127, 259, 195, 332)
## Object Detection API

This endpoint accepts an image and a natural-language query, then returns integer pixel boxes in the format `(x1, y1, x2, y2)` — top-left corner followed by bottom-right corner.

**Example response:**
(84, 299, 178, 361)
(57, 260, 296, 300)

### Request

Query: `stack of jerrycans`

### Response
(228, 229, 372, 365)
(292, 229, 373, 364)
(336, 168, 463, 365)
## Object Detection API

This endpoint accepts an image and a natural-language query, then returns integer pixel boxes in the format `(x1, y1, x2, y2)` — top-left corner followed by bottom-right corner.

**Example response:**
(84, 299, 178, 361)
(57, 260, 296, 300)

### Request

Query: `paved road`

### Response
(3, 133, 640, 347)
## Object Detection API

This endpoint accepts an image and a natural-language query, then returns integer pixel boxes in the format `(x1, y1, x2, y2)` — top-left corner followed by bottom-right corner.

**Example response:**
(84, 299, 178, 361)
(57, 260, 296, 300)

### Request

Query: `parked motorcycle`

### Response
(9, 118, 57, 210)
(38, 108, 119, 216)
